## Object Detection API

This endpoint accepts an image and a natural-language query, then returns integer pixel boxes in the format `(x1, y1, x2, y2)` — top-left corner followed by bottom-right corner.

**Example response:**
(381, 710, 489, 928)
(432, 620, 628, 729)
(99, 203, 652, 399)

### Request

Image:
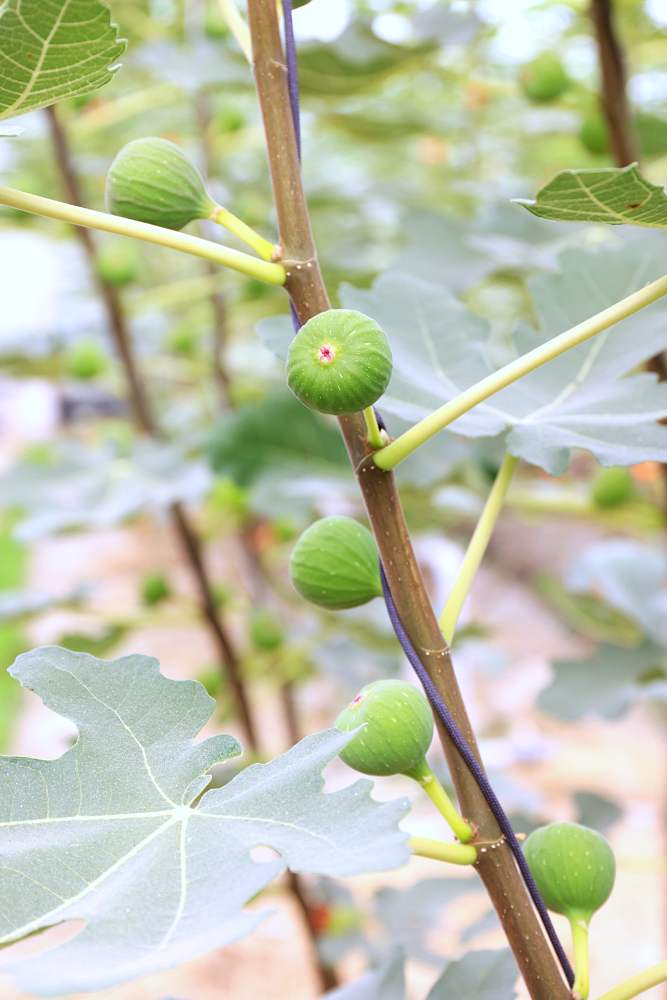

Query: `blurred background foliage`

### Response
(0, 0, 665, 991)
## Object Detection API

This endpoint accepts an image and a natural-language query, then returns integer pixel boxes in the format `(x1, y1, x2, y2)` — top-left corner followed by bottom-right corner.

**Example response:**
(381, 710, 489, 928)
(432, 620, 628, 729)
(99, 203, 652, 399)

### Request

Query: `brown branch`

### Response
(590, 0, 638, 166)
(246, 3, 572, 997)
(45, 104, 260, 753)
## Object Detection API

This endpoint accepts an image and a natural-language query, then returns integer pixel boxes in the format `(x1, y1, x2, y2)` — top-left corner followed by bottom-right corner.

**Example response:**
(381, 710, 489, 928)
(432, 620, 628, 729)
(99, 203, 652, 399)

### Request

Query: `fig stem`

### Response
(0, 185, 287, 286)
(439, 453, 518, 643)
(363, 406, 384, 449)
(211, 204, 277, 260)
(409, 835, 477, 866)
(570, 917, 590, 1000)
(595, 960, 667, 1000)
(218, 0, 253, 64)
(407, 759, 474, 844)
(372, 271, 667, 471)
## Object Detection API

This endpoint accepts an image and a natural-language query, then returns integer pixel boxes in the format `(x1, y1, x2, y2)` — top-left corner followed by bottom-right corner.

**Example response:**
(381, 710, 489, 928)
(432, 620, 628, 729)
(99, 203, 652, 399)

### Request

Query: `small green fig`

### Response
(520, 52, 569, 104)
(140, 572, 171, 607)
(579, 114, 610, 156)
(335, 679, 434, 777)
(286, 309, 392, 415)
(289, 516, 382, 610)
(524, 822, 615, 923)
(65, 339, 107, 380)
(249, 610, 285, 652)
(591, 467, 635, 509)
(106, 137, 216, 231)
(95, 242, 141, 287)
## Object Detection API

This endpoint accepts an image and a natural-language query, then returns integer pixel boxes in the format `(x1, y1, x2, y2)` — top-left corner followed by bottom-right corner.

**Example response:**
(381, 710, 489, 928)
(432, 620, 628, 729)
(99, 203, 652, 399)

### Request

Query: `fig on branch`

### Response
(591, 467, 635, 509)
(95, 242, 142, 287)
(289, 515, 382, 610)
(249, 610, 285, 651)
(286, 309, 392, 415)
(520, 52, 569, 104)
(140, 572, 172, 607)
(524, 822, 615, 922)
(335, 679, 434, 776)
(106, 137, 217, 231)
(65, 339, 108, 380)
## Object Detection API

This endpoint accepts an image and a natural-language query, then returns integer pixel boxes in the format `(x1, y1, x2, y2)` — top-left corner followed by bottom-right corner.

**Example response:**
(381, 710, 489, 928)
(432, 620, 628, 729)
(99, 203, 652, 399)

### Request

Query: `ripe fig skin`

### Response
(286, 309, 392, 415)
(289, 516, 382, 610)
(335, 679, 434, 777)
(523, 822, 616, 923)
(106, 137, 216, 231)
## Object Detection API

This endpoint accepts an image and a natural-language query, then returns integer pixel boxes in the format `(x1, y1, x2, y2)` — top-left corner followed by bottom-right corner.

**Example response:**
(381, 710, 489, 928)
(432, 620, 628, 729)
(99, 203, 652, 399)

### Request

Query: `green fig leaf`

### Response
(0, 0, 126, 122)
(426, 949, 519, 1000)
(340, 243, 667, 474)
(0, 647, 409, 996)
(516, 165, 667, 230)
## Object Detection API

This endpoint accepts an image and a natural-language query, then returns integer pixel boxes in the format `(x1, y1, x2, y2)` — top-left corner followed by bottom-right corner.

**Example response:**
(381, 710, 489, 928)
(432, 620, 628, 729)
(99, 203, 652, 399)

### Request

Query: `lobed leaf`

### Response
(0, 647, 409, 995)
(516, 165, 667, 230)
(0, 0, 125, 122)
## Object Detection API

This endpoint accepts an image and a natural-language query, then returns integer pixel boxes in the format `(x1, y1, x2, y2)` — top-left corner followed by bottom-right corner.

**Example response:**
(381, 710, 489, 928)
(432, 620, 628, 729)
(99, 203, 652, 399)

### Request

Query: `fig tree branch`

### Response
(246, 2, 571, 996)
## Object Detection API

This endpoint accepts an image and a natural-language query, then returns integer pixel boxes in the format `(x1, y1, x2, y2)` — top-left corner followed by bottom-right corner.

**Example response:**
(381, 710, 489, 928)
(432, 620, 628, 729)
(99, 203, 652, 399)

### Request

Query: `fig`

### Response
(95, 242, 141, 287)
(523, 822, 615, 923)
(591, 467, 635, 509)
(249, 610, 284, 651)
(65, 339, 107, 380)
(335, 679, 434, 776)
(289, 516, 382, 610)
(579, 114, 610, 156)
(140, 572, 171, 607)
(520, 52, 569, 104)
(106, 137, 216, 231)
(286, 309, 392, 415)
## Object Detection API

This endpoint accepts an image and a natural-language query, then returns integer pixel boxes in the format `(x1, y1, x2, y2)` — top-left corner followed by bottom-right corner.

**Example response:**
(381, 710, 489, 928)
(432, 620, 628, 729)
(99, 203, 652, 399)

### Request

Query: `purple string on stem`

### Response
(380, 565, 574, 987)
(281, 4, 572, 986)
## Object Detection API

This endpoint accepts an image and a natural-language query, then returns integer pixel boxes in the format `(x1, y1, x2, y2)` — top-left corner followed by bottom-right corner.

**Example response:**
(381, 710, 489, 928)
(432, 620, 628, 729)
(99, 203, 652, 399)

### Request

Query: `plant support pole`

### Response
(246, 3, 571, 997)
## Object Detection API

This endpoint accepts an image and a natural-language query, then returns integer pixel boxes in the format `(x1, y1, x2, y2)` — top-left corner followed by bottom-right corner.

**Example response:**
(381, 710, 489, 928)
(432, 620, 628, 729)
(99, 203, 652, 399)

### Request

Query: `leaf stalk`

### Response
(409, 835, 477, 866)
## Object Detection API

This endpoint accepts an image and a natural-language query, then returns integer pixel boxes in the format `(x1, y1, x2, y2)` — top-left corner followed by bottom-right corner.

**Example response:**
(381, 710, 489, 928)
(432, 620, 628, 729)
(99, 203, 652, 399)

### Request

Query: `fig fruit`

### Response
(520, 52, 569, 104)
(140, 572, 171, 607)
(335, 679, 434, 776)
(523, 822, 615, 923)
(65, 339, 107, 380)
(95, 242, 141, 287)
(106, 137, 216, 231)
(579, 114, 610, 156)
(249, 610, 284, 651)
(289, 516, 382, 610)
(286, 309, 392, 415)
(591, 467, 635, 509)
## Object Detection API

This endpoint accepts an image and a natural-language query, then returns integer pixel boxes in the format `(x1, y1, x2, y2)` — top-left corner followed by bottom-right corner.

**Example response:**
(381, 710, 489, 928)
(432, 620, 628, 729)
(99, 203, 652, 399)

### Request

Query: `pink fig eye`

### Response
(318, 344, 335, 364)
(352, 693, 364, 705)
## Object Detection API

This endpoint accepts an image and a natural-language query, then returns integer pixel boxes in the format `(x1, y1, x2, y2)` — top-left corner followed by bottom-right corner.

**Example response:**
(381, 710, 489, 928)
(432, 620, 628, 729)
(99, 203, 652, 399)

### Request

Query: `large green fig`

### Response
(286, 309, 392, 415)
(106, 137, 216, 231)
(335, 679, 434, 776)
(524, 822, 615, 922)
(520, 52, 569, 104)
(289, 516, 382, 610)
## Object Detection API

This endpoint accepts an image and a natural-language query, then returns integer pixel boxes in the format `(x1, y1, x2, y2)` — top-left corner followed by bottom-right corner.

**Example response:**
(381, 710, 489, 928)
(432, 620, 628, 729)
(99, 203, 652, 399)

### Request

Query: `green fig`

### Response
(520, 52, 569, 104)
(249, 610, 285, 652)
(65, 339, 107, 380)
(579, 114, 610, 156)
(286, 309, 392, 415)
(289, 516, 382, 610)
(140, 572, 171, 607)
(106, 137, 216, 231)
(335, 679, 434, 777)
(95, 242, 142, 287)
(591, 467, 635, 509)
(524, 822, 615, 923)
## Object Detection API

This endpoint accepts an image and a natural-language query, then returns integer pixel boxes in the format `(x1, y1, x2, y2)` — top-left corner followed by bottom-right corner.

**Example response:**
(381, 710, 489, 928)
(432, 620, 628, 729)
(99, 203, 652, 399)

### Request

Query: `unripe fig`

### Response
(591, 467, 635, 509)
(65, 339, 107, 380)
(106, 137, 216, 231)
(140, 572, 171, 607)
(524, 822, 615, 923)
(286, 309, 392, 415)
(289, 516, 382, 610)
(335, 679, 434, 776)
(520, 52, 569, 104)
(249, 610, 284, 651)
(579, 114, 609, 156)
(95, 242, 141, 287)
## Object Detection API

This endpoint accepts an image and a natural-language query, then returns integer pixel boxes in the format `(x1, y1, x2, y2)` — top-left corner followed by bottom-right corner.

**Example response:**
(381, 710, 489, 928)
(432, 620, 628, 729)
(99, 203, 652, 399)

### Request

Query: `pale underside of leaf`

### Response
(0, 0, 126, 122)
(0, 647, 409, 996)
(516, 164, 667, 229)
